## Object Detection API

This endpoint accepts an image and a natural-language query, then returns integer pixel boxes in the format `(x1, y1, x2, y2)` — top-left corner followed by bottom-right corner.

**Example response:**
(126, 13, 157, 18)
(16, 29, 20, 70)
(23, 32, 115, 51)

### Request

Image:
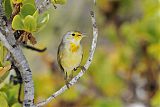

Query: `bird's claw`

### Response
(78, 66, 86, 73)
(81, 66, 86, 73)
(73, 68, 77, 71)
(74, 66, 86, 72)
(65, 80, 71, 89)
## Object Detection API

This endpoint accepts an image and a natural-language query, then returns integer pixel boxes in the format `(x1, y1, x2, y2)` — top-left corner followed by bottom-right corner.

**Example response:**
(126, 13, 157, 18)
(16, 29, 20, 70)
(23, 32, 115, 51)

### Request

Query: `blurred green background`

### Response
(0, 0, 160, 107)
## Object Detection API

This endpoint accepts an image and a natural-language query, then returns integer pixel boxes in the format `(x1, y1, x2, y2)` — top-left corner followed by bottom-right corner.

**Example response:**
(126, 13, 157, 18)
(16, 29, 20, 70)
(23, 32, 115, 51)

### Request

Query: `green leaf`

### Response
(0, 85, 19, 106)
(37, 12, 49, 31)
(24, 15, 37, 32)
(0, 92, 7, 100)
(51, 0, 66, 4)
(0, 92, 9, 107)
(11, 103, 21, 107)
(0, 43, 10, 83)
(33, 10, 39, 22)
(12, 15, 24, 30)
(0, 62, 3, 67)
(3, 0, 12, 19)
(12, 0, 23, 4)
(0, 42, 8, 65)
(20, 3, 36, 18)
(23, 0, 35, 5)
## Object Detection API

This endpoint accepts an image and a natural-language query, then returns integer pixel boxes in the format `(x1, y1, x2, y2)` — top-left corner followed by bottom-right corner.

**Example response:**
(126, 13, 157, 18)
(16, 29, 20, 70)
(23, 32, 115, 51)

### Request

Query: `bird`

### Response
(57, 31, 86, 88)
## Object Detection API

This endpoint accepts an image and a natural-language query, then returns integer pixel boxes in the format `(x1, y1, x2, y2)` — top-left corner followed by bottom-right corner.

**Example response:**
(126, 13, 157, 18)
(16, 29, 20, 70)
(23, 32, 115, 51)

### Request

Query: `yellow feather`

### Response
(70, 43, 80, 52)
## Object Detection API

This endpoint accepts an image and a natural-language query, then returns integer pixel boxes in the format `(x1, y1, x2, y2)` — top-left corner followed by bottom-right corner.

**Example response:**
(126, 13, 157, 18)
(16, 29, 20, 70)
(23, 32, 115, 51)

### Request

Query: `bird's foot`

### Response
(74, 66, 86, 72)
(65, 80, 71, 89)
(69, 73, 73, 79)
(78, 66, 86, 73)
(64, 72, 71, 89)
(73, 68, 77, 71)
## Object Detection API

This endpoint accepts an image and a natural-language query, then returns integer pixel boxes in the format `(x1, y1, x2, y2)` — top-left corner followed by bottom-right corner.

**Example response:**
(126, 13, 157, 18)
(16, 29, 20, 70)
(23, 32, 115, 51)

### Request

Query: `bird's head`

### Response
(63, 31, 86, 44)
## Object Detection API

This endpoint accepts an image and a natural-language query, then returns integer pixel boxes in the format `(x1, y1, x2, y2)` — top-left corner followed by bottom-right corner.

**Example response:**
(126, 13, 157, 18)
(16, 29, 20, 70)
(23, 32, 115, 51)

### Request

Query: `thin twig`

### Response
(23, 44, 47, 52)
(36, 10, 98, 107)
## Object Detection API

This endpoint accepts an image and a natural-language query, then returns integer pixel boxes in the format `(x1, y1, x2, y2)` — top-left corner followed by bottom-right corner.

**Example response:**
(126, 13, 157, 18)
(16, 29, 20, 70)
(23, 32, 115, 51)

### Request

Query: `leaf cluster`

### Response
(12, 0, 49, 33)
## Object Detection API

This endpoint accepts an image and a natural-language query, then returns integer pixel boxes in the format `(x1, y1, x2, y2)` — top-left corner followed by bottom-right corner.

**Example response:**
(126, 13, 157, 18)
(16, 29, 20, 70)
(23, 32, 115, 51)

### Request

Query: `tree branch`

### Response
(0, 32, 35, 107)
(36, 0, 52, 14)
(0, 3, 35, 107)
(36, 10, 98, 107)
(1, 0, 98, 106)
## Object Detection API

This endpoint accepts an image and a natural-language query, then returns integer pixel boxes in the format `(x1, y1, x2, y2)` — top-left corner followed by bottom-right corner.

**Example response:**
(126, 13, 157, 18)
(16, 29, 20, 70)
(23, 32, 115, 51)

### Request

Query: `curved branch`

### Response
(36, 11, 98, 107)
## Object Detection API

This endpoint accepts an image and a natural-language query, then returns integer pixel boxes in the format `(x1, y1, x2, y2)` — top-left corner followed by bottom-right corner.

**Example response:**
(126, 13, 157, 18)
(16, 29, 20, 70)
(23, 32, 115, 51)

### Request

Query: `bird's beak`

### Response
(82, 33, 87, 38)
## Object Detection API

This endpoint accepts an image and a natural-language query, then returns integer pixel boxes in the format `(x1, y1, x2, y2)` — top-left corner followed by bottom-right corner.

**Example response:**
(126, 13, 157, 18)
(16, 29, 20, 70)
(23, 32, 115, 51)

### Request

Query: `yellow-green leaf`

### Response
(0, 92, 8, 107)
(11, 103, 21, 107)
(33, 10, 39, 22)
(20, 3, 36, 18)
(23, 0, 35, 5)
(37, 12, 49, 31)
(24, 15, 37, 32)
(3, 0, 12, 19)
(12, 15, 24, 30)
(12, 0, 23, 4)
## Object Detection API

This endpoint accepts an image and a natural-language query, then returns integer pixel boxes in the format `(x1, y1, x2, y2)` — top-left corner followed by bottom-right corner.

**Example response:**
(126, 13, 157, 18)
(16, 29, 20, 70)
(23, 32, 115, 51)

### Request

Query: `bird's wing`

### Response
(80, 50, 83, 64)
(79, 45, 83, 67)
(81, 52, 83, 64)
(57, 42, 65, 73)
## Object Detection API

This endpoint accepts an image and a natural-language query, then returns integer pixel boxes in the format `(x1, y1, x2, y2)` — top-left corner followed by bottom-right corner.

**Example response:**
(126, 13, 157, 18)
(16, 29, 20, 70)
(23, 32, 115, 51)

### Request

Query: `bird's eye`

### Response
(72, 33, 75, 36)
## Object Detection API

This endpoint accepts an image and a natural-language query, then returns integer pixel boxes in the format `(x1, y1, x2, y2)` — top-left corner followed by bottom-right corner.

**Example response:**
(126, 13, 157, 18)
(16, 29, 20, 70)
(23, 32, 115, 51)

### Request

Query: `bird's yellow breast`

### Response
(60, 43, 82, 72)
(69, 43, 80, 52)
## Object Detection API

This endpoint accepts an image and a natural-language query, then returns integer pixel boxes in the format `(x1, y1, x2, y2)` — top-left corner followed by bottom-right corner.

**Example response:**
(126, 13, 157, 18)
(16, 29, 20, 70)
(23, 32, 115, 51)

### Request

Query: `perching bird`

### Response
(57, 31, 86, 87)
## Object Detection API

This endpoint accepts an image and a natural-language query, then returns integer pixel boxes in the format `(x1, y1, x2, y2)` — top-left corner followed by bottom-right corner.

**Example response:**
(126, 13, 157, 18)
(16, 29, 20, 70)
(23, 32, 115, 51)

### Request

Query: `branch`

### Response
(36, 0, 52, 14)
(0, 33, 35, 107)
(0, 3, 35, 107)
(36, 10, 98, 107)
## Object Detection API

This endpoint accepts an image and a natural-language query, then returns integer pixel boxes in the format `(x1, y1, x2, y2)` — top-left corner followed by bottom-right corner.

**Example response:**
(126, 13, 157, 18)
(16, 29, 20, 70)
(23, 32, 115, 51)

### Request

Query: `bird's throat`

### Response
(69, 42, 80, 52)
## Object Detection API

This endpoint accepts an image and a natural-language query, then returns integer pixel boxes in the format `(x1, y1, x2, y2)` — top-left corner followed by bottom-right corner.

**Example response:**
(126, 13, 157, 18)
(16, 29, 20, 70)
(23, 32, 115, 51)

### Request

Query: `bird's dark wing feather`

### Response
(78, 47, 83, 68)
(57, 42, 64, 73)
